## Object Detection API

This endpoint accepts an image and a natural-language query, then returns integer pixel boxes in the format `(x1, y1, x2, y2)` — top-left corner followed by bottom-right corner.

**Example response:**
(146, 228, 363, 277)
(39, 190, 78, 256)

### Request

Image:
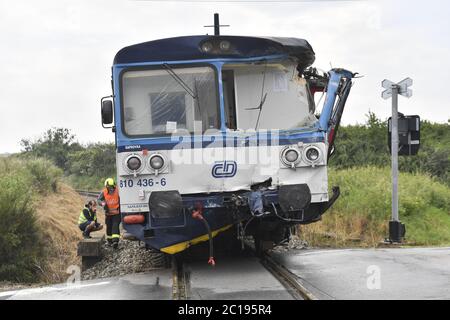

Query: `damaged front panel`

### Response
(117, 140, 329, 214)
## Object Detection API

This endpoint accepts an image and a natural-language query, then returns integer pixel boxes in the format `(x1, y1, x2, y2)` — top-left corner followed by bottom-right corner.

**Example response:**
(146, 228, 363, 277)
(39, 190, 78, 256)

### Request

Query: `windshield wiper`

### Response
(162, 63, 197, 99)
(246, 92, 267, 130)
(245, 61, 268, 130)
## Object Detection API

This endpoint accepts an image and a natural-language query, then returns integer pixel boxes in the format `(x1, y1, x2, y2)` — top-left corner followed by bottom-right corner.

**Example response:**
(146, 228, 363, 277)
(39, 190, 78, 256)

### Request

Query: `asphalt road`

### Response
(272, 247, 450, 300)
(0, 270, 173, 300)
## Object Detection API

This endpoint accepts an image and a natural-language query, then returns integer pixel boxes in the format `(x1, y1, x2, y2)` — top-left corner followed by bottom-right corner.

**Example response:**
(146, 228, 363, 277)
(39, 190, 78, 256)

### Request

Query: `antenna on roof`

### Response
(204, 13, 229, 36)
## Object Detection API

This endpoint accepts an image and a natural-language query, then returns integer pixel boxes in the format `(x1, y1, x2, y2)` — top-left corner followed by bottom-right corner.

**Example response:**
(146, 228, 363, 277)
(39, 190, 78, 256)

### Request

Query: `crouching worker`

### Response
(98, 178, 121, 249)
(78, 200, 103, 239)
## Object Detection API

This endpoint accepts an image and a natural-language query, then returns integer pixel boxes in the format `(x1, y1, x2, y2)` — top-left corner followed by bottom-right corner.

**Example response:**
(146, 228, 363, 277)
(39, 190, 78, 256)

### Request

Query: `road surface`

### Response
(0, 270, 172, 300)
(272, 247, 450, 300)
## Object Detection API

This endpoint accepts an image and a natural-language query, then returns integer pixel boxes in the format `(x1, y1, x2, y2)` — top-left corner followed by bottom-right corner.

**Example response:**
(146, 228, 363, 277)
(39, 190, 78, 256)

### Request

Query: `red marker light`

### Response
(329, 128, 335, 146)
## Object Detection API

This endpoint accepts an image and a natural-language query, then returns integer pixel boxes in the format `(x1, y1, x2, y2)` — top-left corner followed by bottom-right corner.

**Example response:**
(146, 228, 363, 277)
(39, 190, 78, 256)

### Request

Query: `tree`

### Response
(20, 128, 82, 171)
(330, 112, 450, 186)
(67, 143, 116, 177)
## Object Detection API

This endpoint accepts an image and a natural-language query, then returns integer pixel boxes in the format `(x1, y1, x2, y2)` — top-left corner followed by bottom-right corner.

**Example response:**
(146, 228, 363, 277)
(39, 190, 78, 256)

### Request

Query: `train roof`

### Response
(113, 35, 315, 69)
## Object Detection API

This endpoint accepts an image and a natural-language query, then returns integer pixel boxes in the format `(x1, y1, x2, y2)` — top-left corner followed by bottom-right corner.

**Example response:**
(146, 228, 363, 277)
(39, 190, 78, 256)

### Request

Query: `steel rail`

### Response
(76, 190, 101, 198)
(172, 256, 189, 300)
(260, 252, 317, 300)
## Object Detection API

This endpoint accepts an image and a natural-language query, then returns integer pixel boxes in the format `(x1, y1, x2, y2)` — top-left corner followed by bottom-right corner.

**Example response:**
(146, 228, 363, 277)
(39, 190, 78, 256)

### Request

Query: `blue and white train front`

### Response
(100, 35, 354, 254)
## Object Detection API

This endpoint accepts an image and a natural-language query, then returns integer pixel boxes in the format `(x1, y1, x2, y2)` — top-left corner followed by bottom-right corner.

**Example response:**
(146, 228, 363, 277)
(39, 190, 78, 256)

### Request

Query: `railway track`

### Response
(76, 189, 316, 300)
(172, 256, 190, 300)
(76, 189, 101, 198)
(171, 246, 317, 300)
(260, 253, 317, 300)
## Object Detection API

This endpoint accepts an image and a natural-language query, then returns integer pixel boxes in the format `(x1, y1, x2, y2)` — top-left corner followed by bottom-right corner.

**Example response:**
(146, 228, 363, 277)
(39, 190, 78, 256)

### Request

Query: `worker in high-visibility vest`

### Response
(78, 200, 103, 239)
(97, 178, 121, 248)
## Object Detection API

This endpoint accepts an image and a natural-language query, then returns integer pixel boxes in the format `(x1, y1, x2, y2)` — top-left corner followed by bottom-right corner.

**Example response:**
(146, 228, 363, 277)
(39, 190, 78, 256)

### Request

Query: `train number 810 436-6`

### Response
(119, 178, 166, 188)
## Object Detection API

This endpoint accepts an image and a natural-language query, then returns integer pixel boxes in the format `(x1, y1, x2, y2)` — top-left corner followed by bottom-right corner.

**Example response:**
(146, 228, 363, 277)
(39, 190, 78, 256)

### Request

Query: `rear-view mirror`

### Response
(101, 100, 113, 126)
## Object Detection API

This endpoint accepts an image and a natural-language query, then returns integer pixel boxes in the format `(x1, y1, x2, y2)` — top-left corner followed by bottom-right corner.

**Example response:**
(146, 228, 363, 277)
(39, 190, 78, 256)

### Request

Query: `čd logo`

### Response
(212, 161, 237, 178)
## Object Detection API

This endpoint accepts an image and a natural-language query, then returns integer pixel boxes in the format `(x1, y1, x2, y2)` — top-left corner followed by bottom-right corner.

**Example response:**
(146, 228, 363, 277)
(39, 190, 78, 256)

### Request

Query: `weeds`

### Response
(300, 167, 450, 247)
(0, 158, 62, 282)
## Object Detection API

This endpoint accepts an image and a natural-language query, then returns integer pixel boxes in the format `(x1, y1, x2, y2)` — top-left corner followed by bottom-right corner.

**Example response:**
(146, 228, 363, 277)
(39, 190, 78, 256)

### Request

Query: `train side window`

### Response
(222, 70, 237, 130)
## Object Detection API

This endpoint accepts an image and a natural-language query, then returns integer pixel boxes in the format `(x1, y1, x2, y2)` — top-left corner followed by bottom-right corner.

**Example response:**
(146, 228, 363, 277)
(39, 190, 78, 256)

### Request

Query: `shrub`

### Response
(0, 157, 63, 282)
(300, 167, 450, 247)
(0, 166, 42, 282)
(330, 113, 450, 186)
(24, 158, 63, 195)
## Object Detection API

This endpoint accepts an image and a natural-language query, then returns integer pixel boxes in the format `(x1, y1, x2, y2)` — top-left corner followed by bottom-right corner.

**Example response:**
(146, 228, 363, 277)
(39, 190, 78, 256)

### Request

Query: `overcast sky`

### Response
(1, 0, 449, 153)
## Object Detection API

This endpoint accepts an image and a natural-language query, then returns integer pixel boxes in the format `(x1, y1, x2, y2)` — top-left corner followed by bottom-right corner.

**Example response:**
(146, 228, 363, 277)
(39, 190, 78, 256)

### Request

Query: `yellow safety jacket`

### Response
(78, 208, 97, 225)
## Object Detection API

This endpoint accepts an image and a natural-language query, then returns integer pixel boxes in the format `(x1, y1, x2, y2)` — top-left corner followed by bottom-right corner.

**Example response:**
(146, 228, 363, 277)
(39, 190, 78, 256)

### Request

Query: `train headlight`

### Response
(149, 154, 165, 170)
(201, 42, 213, 53)
(219, 40, 231, 51)
(304, 146, 321, 164)
(285, 149, 299, 163)
(281, 147, 301, 167)
(126, 155, 142, 171)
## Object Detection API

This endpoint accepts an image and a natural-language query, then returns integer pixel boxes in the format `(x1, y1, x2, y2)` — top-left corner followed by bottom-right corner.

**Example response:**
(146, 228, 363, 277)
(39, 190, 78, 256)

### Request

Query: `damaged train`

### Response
(100, 18, 356, 261)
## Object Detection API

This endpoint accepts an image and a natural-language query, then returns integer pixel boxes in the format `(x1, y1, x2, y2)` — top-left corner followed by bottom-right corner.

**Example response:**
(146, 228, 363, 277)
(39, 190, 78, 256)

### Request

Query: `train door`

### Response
(222, 70, 237, 130)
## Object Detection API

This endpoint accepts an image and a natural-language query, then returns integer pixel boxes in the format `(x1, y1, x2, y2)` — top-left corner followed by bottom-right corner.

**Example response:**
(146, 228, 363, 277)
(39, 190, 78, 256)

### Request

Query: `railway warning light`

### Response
(388, 114, 420, 156)
(127, 156, 142, 171)
(149, 154, 165, 170)
(382, 78, 414, 244)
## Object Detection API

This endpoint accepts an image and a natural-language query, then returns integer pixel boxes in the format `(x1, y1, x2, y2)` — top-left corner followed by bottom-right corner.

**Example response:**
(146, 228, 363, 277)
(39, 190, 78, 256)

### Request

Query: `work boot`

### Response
(82, 231, 91, 239)
(112, 242, 118, 249)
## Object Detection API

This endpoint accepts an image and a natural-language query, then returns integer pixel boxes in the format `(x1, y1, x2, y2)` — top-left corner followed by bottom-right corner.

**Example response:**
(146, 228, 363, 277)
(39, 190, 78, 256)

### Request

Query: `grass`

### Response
(34, 184, 98, 283)
(299, 167, 450, 248)
(0, 157, 62, 282)
(0, 170, 41, 282)
(0, 157, 88, 283)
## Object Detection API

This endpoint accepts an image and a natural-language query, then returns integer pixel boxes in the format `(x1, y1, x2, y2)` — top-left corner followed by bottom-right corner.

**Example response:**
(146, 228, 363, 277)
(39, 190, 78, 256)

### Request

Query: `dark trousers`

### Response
(106, 214, 121, 243)
(79, 221, 100, 234)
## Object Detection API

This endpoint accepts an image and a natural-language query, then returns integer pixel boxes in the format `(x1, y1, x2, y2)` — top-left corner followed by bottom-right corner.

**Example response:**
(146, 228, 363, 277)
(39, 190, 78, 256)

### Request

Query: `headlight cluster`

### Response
(280, 145, 323, 168)
(200, 39, 233, 54)
(124, 153, 167, 174)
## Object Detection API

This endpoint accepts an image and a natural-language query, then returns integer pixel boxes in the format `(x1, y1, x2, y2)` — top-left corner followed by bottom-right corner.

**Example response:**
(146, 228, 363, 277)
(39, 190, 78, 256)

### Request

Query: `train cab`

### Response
(101, 31, 355, 257)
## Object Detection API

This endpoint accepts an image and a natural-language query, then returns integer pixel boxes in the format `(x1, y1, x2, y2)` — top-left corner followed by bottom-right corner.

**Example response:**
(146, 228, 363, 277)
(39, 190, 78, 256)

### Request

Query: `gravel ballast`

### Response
(82, 240, 168, 280)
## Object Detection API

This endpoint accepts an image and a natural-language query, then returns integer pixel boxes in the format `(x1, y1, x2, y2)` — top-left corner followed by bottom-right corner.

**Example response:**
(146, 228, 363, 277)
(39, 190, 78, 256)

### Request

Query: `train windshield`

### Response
(121, 66, 219, 136)
(222, 61, 316, 131)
